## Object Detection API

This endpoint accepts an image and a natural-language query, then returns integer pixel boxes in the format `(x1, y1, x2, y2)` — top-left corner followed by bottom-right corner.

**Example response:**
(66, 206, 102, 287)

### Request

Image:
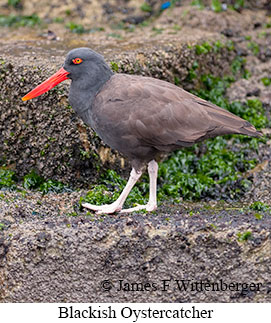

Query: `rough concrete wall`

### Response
(1, 209, 270, 302)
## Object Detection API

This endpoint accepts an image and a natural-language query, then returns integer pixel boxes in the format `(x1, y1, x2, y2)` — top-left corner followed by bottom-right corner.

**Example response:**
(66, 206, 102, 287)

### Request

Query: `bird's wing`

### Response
(93, 74, 259, 151)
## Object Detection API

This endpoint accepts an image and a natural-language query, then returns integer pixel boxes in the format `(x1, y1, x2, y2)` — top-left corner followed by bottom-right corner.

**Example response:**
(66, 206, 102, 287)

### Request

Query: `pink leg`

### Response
(120, 159, 158, 213)
(82, 168, 142, 214)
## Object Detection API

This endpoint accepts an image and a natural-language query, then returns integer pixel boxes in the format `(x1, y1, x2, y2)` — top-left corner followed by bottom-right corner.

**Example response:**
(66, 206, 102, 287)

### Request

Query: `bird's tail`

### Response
(203, 104, 263, 139)
(237, 121, 262, 137)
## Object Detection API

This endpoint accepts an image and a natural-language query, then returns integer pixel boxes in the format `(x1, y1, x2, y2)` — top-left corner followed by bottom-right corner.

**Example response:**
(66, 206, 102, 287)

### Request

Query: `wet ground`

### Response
(1, 187, 271, 232)
(1, 187, 271, 302)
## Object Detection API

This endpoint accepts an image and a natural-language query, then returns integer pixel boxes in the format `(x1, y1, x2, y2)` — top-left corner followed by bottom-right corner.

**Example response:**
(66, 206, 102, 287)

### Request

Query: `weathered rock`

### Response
(157, 6, 267, 35)
(0, 0, 145, 26)
(0, 206, 270, 302)
(0, 31, 236, 187)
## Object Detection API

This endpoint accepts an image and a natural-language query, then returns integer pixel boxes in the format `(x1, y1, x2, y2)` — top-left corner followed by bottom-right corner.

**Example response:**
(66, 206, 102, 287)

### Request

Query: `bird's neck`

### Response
(68, 64, 113, 120)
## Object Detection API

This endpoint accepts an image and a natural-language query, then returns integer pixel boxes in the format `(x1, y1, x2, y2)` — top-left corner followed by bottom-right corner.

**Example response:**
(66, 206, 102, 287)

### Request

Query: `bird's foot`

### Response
(120, 203, 157, 214)
(82, 202, 122, 215)
(82, 202, 157, 214)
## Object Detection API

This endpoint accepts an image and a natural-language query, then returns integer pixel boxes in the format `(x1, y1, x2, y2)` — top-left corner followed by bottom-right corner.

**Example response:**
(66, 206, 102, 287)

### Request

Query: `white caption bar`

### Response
(1, 303, 269, 322)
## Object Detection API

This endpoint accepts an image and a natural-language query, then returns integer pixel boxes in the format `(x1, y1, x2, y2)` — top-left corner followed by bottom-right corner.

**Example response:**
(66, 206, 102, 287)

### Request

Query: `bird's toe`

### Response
(146, 203, 157, 212)
(82, 203, 103, 211)
(95, 205, 122, 215)
(120, 203, 157, 213)
(82, 202, 122, 214)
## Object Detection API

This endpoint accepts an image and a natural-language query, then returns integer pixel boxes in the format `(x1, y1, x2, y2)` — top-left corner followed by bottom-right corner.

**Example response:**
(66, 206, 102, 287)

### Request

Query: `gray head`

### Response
(64, 48, 114, 115)
(64, 47, 113, 85)
(22, 47, 113, 111)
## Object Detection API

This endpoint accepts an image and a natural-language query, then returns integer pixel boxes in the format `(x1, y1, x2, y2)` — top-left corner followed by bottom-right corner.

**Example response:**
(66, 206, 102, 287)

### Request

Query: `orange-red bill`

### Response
(22, 67, 69, 101)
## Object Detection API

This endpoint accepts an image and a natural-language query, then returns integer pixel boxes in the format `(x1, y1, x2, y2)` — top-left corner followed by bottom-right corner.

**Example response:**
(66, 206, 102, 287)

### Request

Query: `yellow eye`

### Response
(72, 58, 83, 65)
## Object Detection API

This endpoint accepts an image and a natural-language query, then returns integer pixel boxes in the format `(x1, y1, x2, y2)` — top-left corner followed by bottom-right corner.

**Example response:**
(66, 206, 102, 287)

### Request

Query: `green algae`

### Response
(0, 168, 70, 194)
(0, 168, 16, 189)
(0, 14, 41, 27)
(237, 230, 252, 242)
(250, 201, 271, 212)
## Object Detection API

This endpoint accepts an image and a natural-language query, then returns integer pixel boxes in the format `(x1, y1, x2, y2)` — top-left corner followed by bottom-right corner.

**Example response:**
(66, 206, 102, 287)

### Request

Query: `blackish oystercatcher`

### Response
(22, 48, 261, 214)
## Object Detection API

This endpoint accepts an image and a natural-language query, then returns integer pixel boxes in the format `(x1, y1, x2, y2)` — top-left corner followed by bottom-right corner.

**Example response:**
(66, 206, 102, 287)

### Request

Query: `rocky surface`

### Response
(1, 200, 271, 302)
(0, 1, 271, 302)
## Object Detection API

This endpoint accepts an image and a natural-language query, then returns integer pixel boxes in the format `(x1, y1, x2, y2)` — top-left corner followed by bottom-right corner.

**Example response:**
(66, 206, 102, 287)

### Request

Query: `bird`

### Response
(22, 47, 261, 214)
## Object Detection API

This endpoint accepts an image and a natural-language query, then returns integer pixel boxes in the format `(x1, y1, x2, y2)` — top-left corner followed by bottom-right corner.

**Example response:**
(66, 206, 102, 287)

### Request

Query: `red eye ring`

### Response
(72, 58, 83, 65)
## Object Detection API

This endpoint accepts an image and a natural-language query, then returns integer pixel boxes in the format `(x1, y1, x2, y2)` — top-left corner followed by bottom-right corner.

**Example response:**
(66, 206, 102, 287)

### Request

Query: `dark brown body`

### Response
(86, 74, 260, 170)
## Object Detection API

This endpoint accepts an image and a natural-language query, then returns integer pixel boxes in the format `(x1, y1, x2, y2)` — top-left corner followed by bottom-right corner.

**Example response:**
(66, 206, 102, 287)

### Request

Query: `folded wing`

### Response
(92, 74, 261, 153)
